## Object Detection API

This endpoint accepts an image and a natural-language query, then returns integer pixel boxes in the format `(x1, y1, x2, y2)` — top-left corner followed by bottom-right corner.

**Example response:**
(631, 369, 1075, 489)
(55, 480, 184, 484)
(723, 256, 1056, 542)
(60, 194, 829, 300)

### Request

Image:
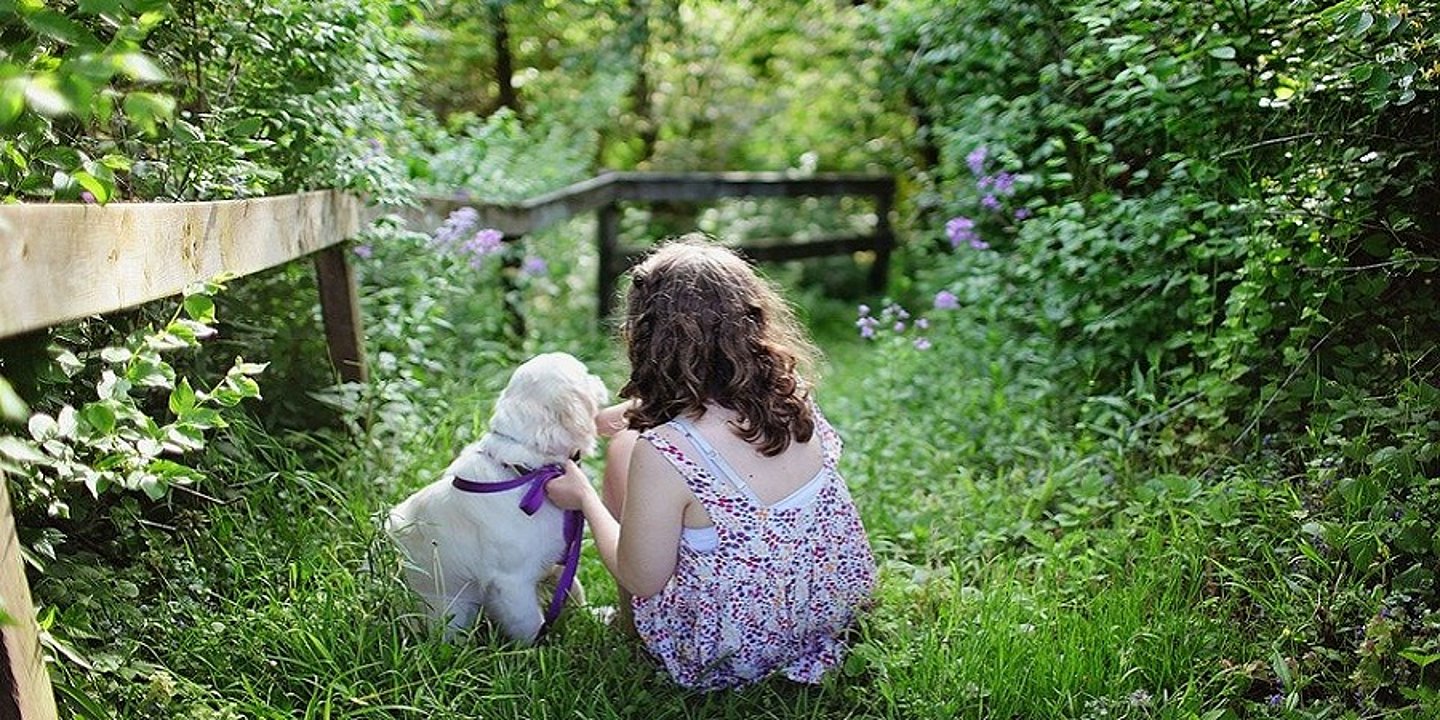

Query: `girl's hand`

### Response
(546, 460, 597, 511)
(595, 400, 636, 438)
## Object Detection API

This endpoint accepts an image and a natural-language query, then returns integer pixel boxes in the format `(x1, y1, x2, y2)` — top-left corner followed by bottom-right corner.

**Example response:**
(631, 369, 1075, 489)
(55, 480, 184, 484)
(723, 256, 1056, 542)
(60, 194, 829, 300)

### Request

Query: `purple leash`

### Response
(451, 464, 584, 636)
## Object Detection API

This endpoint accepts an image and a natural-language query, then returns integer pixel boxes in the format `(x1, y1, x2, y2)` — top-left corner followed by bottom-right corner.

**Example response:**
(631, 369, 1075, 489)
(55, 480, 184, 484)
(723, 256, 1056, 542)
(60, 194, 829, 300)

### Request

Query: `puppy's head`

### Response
(488, 352, 609, 461)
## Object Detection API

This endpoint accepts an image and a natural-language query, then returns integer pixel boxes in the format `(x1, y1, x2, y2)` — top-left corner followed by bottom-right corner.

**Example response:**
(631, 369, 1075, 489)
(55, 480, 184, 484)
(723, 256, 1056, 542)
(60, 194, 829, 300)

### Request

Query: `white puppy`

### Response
(385, 352, 608, 644)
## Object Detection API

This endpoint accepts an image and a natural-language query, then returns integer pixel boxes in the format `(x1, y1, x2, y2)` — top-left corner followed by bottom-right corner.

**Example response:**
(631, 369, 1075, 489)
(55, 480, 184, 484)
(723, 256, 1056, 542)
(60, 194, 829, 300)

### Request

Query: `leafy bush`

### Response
(874, 0, 1439, 712)
(0, 281, 264, 563)
(1, 0, 418, 202)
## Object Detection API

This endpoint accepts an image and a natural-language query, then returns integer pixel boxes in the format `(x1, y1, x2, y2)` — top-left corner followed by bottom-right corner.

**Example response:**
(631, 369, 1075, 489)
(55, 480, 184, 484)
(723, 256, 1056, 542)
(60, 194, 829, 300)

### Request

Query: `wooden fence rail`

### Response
(0, 169, 894, 717)
(410, 171, 897, 317)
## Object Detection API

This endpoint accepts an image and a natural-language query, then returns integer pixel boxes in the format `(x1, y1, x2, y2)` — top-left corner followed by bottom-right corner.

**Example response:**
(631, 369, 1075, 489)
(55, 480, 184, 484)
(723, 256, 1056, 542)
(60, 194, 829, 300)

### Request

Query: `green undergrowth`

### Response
(24, 241, 1436, 718)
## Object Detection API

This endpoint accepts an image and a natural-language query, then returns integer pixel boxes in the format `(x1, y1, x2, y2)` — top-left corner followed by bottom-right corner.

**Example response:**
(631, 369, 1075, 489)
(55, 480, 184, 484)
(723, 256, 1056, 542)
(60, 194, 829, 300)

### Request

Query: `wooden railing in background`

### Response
(0, 170, 894, 717)
(409, 171, 897, 317)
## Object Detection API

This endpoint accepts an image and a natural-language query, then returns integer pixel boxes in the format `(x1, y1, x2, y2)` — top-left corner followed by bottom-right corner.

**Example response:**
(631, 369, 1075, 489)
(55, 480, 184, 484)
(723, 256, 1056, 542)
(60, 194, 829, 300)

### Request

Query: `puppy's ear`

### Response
(545, 382, 602, 457)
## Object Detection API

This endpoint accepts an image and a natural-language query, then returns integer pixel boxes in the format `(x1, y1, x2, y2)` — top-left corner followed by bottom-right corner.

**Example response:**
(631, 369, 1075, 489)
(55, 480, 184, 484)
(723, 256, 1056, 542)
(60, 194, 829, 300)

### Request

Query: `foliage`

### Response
(0, 0, 174, 202)
(874, 0, 1440, 712)
(1, 0, 419, 202)
(0, 280, 263, 558)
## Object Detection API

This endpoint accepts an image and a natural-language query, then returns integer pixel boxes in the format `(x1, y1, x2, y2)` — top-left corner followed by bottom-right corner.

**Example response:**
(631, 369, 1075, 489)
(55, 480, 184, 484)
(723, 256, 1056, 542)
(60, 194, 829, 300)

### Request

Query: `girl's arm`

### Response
(549, 449, 687, 597)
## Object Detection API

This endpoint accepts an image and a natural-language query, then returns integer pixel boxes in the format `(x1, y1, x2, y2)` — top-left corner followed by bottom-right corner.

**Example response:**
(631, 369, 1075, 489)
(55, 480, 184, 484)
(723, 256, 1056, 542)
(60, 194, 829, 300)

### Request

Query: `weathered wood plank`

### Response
(0, 482, 58, 720)
(613, 172, 895, 202)
(0, 190, 363, 339)
(406, 172, 893, 238)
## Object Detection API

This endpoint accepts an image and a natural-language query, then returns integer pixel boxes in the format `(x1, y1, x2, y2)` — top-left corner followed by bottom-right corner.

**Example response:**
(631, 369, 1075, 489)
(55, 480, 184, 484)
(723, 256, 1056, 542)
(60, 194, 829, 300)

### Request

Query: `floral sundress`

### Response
(631, 406, 877, 690)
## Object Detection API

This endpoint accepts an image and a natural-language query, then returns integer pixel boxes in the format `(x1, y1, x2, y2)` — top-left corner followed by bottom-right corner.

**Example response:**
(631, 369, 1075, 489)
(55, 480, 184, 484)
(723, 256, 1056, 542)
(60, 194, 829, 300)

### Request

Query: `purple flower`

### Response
(80, 190, 96, 204)
(852, 313, 875, 338)
(857, 304, 871, 317)
(966, 147, 988, 176)
(916, 317, 930, 330)
(856, 314, 879, 339)
(991, 172, 1016, 196)
(1266, 693, 1284, 708)
(1014, 207, 1032, 221)
(521, 255, 548, 277)
(934, 290, 959, 310)
(913, 337, 932, 351)
(980, 194, 1001, 211)
(893, 321, 906, 333)
(353, 244, 373, 259)
(463, 228, 504, 265)
(945, 216, 977, 248)
(434, 207, 480, 246)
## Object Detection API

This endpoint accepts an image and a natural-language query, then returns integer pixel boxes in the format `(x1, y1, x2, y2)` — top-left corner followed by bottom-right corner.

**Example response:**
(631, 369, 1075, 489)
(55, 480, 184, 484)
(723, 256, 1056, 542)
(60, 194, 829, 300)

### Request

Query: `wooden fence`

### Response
(0, 170, 894, 717)
(410, 171, 897, 317)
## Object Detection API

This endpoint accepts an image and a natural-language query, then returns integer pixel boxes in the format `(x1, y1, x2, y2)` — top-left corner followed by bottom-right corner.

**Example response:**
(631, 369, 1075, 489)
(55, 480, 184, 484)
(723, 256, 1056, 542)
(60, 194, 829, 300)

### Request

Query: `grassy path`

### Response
(46, 279, 1244, 720)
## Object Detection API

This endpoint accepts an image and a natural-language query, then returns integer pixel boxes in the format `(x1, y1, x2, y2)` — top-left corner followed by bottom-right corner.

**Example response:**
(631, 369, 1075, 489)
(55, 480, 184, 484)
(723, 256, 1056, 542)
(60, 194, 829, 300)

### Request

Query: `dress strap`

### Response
(667, 418, 764, 504)
(636, 428, 735, 513)
(811, 401, 843, 466)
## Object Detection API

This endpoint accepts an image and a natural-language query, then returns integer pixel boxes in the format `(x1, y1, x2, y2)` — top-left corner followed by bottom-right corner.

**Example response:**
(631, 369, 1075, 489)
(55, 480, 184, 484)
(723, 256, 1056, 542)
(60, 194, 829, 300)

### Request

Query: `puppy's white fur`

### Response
(385, 352, 608, 644)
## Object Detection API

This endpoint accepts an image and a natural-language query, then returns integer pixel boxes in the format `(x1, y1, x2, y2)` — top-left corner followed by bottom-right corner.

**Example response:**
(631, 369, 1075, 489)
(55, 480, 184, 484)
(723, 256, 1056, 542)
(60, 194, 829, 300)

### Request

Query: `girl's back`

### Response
(630, 403, 876, 689)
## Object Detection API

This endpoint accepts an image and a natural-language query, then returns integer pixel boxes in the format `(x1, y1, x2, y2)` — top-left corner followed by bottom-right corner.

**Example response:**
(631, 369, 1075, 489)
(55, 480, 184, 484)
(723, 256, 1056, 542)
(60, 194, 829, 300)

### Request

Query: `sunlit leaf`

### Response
(114, 52, 167, 83)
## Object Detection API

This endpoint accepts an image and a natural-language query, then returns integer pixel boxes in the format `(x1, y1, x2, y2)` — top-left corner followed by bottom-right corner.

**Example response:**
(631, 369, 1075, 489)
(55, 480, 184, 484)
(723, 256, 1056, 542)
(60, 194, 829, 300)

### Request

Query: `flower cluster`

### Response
(946, 216, 986, 250)
(432, 207, 506, 268)
(520, 255, 548, 278)
(856, 296, 957, 351)
(945, 145, 1032, 251)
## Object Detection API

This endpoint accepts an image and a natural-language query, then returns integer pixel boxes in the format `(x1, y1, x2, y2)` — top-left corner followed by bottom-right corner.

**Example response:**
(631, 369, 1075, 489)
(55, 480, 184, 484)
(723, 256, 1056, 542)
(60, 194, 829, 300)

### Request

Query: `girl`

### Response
(546, 235, 877, 690)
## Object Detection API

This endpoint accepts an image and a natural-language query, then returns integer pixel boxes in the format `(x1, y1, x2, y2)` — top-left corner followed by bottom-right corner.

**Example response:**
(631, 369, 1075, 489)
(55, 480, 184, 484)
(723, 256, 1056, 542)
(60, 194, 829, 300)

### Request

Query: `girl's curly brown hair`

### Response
(620, 235, 820, 457)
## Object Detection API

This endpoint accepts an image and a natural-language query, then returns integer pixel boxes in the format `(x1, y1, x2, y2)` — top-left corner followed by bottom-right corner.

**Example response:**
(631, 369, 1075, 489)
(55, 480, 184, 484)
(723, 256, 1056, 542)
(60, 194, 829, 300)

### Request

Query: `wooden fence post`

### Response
(596, 202, 621, 320)
(312, 246, 368, 384)
(0, 482, 58, 720)
(870, 188, 895, 292)
(501, 238, 527, 343)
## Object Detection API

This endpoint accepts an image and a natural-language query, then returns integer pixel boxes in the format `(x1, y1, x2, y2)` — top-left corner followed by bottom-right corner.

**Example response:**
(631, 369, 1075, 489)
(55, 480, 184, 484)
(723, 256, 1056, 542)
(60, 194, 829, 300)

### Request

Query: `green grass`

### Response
(39, 240, 1416, 719)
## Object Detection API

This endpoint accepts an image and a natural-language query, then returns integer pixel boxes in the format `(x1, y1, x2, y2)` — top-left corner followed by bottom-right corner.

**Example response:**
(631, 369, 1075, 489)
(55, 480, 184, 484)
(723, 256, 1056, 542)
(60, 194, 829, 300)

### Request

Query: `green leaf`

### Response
(27, 413, 57, 441)
(24, 75, 71, 117)
(1208, 46, 1236, 60)
(22, 10, 101, 48)
(1347, 10, 1374, 37)
(1398, 649, 1440, 669)
(121, 91, 174, 134)
(53, 349, 84, 377)
(99, 347, 132, 364)
(168, 377, 196, 416)
(163, 424, 204, 452)
(0, 436, 45, 463)
(0, 376, 27, 422)
(182, 294, 215, 323)
(180, 407, 224, 430)
(98, 153, 132, 172)
(113, 52, 166, 83)
(0, 77, 23, 126)
(78, 402, 116, 434)
(1271, 649, 1293, 689)
(70, 170, 111, 204)
(136, 472, 166, 500)
(170, 318, 216, 340)
(78, 0, 123, 14)
(233, 359, 268, 376)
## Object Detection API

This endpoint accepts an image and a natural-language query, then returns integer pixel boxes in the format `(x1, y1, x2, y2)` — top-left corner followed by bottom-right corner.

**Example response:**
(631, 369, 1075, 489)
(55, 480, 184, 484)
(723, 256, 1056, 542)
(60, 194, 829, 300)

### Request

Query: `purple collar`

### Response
(451, 464, 583, 636)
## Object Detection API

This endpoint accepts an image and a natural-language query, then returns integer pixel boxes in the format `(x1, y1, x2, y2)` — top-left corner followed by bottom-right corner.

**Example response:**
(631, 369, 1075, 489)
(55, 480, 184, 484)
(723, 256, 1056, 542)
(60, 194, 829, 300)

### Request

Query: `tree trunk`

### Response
(629, 0, 657, 165)
(491, 1, 519, 114)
